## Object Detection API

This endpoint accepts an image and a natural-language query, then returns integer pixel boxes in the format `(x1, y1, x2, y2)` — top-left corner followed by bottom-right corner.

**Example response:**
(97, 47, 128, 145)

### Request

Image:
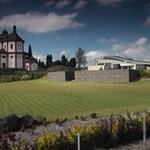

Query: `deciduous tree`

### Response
(75, 47, 87, 69)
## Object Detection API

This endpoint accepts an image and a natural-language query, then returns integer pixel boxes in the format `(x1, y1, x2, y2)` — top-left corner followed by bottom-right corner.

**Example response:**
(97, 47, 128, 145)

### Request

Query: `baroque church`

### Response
(0, 25, 38, 71)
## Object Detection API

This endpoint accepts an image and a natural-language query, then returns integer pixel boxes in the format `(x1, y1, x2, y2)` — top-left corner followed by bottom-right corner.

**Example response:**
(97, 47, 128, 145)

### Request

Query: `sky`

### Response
(0, 0, 150, 65)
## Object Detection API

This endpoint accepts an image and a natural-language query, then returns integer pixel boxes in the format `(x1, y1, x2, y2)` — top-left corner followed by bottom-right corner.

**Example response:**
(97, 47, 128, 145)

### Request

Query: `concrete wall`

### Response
(88, 66, 103, 70)
(48, 70, 140, 82)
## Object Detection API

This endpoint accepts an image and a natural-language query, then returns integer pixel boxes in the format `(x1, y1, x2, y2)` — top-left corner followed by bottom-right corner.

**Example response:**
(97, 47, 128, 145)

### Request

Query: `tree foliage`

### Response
(75, 47, 87, 69)
(53, 60, 61, 66)
(38, 59, 45, 68)
(69, 57, 76, 68)
(46, 54, 53, 68)
(61, 55, 67, 66)
(28, 44, 33, 57)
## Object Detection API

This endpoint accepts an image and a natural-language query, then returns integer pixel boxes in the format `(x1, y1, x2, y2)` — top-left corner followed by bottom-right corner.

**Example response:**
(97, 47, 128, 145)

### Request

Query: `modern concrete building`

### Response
(88, 56, 150, 70)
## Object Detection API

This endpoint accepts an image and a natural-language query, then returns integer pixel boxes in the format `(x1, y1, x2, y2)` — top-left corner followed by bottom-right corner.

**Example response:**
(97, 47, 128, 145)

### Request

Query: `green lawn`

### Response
(0, 76, 150, 121)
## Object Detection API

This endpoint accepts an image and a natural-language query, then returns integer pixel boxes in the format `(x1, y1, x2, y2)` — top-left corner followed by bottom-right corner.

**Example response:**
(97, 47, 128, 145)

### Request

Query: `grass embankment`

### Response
(0, 76, 149, 121)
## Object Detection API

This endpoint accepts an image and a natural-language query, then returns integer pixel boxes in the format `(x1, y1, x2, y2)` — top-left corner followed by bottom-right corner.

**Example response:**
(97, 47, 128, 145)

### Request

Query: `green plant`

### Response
(90, 113, 97, 118)
(37, 131, 67, 150)
(55, 118, 59, 124)
(75, 115, 78, 119)
(21, 74, 31, 80)
(139, 69, 150, 78)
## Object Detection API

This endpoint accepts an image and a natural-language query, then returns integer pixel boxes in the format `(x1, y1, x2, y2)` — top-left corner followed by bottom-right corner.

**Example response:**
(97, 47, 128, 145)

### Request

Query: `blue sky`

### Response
(0, 0, 150, 65)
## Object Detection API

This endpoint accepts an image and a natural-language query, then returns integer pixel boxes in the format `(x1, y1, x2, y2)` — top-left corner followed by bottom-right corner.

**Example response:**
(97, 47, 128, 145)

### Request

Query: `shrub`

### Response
(112, 116, 130, 144)
(22, 74, 31, 80)
(90, 113, 97, 118)
(0, 69, 46, 83)
(67, 123, 103, 150)
(140, 69, 150, 78)
(55, 117, 68, 125)
(121, 111, 143, 141)
(37, 131, 67, 150)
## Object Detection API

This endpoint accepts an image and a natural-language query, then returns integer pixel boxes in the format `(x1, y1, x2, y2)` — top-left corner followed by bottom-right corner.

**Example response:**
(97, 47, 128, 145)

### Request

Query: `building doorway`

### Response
(2, 63, 6, 68)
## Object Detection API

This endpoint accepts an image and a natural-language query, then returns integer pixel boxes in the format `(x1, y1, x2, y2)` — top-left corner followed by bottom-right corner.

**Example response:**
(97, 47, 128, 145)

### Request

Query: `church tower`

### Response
(0, 25, 25, 68)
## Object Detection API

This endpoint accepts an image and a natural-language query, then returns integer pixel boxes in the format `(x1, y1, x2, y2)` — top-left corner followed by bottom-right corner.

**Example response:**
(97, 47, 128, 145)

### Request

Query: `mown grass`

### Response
(0, 76, 150, 121)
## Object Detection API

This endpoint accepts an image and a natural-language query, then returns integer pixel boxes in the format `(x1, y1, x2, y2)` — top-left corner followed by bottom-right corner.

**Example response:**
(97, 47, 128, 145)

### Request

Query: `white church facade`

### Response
(0, 25, 38, 71)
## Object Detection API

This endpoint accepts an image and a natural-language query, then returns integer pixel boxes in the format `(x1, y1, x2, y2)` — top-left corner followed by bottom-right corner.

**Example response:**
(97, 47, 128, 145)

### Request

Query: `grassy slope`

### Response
(0, 76, 150, 121)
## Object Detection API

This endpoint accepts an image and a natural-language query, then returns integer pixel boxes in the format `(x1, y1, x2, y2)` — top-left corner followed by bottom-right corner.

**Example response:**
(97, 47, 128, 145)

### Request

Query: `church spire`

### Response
(13, 23, 17, 33)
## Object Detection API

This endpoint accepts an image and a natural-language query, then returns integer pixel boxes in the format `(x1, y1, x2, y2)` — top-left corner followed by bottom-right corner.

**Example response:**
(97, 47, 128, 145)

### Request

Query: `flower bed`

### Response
(0, 111, 150, 150)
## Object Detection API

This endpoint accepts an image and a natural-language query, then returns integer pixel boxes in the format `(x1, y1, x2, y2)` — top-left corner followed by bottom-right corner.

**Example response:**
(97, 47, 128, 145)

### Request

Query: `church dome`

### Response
(2, 29, 8, 35)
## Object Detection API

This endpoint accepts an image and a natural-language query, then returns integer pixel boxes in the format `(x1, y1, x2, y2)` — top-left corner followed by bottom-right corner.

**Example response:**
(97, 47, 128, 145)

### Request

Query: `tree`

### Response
(61, 55, 67, 66)
(69, 57, 76, 68)
(49, 54, 53, 64)
(28, 44, 33, 57)
(40, 61, 45, 68)
(46, 54, 49, 67)
(38, 59, 45, 68)
(46, 54, 53, 68)
(38, 59, 41, 67)
(66, 59, 69, 67)
(53, 60, 61, 66)
(75, 47, 87, 69)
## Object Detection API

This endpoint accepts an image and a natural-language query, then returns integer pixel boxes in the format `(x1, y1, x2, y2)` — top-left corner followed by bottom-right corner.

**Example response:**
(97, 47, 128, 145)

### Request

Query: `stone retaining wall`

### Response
(47, 71, 74, 81)
(75, 70, 140, 82)
(48, 70, 140, 82)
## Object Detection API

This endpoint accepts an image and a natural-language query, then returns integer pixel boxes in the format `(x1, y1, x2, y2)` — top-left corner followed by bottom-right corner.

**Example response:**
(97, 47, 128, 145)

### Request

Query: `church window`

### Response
(18, 44, 21, 49)
(10, 44, 13, 49)
(33, 65, 36, 69)
(10, 55, 13, 58)
(18, 55, 21, 59)
(26, 65, 28, 69)
(2, 55, 5, 58)
(4, 45, 6, 49)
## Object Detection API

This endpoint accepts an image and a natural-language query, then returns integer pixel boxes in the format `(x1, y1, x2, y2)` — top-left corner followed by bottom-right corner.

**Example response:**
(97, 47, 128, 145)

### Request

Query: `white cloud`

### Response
(98, 37, 118, 43)
(119, 37, 149, 60)
(86, 50, 108, 65)
(88, 37, 150, 62)
(111, 37, 148, 55)
(56, 0, 71, 8)
(95, 0, 124, 6)
(74, 0, 88, 9)
(112, 43, 125, 51)
(33, 53, 46, 63)
(0, 12, 85, 33)
(135, 37, 147, 46)
(86, 50, 107, 58)
(109, 37, 119, 43)
(98, 38, 106, 42)
(144, 16, 150, 26)
(44, 1, 55, 7)
(60, 50, 69, 56)
(122, 47, 145, 56)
